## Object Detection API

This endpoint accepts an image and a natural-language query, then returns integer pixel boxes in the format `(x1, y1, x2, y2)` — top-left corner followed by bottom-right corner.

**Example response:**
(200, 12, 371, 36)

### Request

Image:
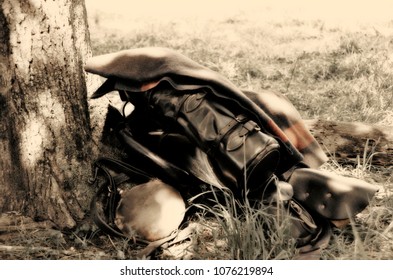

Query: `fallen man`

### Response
(85, 47, 379, 259)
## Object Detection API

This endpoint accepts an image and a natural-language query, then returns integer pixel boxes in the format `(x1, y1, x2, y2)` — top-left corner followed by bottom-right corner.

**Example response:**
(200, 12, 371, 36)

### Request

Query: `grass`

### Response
(186, 185, 298, 260)
(84, 6, 393, 259)
(89, 15, 393, 125)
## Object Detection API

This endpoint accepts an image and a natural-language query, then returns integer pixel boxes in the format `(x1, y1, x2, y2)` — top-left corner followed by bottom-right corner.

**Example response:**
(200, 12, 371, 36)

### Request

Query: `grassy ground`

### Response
(2, 1, 392, 260)
(85, 4, 393, 260)
(88, 2, 393, 126)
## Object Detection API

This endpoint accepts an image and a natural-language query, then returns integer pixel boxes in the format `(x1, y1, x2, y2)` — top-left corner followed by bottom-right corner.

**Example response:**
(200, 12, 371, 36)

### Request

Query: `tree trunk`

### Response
(0, 0, 96, 229)
(304, 119, 393, 167)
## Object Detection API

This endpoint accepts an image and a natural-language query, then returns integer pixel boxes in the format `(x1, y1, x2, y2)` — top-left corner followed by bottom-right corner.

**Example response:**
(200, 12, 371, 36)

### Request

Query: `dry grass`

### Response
(88, 7, 393, 126)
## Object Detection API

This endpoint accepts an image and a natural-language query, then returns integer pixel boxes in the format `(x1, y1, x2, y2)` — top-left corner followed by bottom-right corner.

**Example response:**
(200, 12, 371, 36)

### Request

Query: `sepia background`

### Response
(1, 0, 391, 260)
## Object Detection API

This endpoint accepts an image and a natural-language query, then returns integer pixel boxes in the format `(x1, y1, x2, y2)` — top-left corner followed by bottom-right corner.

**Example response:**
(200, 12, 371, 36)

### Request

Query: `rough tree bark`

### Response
(304, 119, 393, 167)
(0, 0, 96, 229)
